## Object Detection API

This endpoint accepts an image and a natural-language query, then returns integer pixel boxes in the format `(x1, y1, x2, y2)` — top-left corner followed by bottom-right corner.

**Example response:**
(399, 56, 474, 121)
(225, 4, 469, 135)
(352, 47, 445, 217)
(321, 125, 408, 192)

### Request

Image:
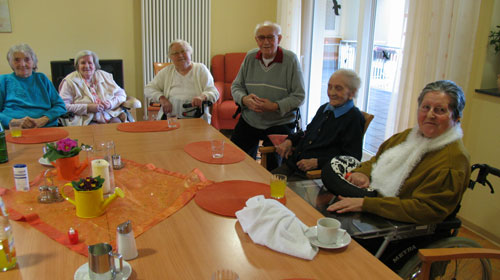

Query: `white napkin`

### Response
(235, 195, 319, 260)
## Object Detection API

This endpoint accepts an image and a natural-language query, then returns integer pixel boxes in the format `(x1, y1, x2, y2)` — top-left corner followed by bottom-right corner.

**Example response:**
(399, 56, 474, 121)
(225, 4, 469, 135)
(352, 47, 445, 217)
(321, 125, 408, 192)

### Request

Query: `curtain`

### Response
(276, 0, 302, 57)
(387, 0, 481, 135)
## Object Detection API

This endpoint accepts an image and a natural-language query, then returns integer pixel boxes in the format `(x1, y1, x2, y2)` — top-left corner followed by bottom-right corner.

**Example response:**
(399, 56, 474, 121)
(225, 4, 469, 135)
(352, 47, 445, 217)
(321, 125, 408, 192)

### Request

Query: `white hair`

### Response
(254, 21, 282, 36)
(6, 43, 38, 71)
(74, 50, 101, 70)
(168, 39, 193, 55)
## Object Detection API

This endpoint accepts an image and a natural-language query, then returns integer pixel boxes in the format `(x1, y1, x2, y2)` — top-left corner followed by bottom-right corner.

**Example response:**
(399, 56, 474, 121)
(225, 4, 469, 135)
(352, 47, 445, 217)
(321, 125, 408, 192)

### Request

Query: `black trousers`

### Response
(231, 117, 295, 171)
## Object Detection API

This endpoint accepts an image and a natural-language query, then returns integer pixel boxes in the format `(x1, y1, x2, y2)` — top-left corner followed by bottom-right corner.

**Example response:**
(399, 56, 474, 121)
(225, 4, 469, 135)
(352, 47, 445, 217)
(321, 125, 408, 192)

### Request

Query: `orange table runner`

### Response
(6, 127, 69, 144)
(184, 141, 246, 164)
(1, 159, 211, 256)
(195, 180, 286, 217)
(116, 120, 179, 132)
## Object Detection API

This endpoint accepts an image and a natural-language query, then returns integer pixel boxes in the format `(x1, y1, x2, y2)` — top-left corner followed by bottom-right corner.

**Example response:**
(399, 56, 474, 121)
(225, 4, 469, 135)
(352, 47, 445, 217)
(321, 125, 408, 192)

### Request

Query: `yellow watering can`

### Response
(60, 183, 125, 218)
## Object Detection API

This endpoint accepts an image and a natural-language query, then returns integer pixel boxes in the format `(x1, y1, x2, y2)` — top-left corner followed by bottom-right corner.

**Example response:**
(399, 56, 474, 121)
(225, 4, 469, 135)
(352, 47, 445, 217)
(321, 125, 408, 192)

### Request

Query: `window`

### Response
(305, 0, 406, 154)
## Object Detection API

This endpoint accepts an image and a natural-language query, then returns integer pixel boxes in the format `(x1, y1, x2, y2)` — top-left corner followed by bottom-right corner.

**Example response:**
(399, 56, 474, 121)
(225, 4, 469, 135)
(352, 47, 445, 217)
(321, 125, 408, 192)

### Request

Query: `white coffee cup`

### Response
(317, 217, 346, 244)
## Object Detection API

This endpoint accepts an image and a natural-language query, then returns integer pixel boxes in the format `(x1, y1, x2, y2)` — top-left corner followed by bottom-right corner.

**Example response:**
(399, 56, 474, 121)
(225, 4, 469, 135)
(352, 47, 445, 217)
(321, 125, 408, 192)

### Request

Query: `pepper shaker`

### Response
(117, 220, 138, 260)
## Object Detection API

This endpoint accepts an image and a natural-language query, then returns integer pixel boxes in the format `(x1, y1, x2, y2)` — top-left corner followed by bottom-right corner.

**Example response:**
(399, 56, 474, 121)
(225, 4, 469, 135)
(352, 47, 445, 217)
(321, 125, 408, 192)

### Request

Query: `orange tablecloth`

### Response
(1, 159, 211, 256)
(195, 180, 286, 217)
(6, 127, 69, 144)
(116, 120, 179, 132)
(184, 141, 246, 164)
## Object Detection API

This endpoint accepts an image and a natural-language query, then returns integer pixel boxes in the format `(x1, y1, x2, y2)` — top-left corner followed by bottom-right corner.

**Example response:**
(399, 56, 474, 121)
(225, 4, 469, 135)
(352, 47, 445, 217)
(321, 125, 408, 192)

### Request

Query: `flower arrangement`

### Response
(43, 138, 82, 162)
(72, 176, 104, 191)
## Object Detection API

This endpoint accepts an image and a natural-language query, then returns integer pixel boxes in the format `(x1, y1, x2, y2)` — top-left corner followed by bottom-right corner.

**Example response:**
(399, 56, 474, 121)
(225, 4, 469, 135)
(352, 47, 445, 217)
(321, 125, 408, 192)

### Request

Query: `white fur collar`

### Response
(370, 125, 463, 197)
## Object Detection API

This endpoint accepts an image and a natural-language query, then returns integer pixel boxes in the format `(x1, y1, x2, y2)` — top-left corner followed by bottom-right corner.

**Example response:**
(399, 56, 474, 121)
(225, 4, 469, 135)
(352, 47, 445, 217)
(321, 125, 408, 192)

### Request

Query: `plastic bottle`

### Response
(0, 123, 8, 164)
(0, 197, 16, 271)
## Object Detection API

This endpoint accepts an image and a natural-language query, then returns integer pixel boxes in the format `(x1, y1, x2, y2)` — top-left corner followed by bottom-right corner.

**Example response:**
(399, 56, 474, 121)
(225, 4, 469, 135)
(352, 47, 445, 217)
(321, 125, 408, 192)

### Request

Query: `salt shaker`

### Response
(117, 220, 138, 260)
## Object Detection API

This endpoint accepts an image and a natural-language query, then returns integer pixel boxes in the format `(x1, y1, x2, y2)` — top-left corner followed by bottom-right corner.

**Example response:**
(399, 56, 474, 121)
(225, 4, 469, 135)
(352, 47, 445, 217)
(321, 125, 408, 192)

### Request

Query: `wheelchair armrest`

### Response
(306, 170, 322, 179)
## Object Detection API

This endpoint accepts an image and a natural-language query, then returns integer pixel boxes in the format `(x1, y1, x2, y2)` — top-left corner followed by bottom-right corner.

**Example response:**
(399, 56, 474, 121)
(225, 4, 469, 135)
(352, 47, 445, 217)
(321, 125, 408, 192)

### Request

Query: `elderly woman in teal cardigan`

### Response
(0, 43, 66, 128)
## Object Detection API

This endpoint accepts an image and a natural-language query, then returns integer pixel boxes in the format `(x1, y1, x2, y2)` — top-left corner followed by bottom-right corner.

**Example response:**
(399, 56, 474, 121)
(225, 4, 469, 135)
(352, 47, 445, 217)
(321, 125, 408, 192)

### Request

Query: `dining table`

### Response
(0, 119, 400, 279)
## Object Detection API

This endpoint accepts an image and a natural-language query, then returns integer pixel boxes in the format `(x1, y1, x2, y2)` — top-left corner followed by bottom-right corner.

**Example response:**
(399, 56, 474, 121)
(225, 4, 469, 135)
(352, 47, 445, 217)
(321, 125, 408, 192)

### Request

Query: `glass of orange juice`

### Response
(9, 123, 22, 138)
(270, 174, 287, 199)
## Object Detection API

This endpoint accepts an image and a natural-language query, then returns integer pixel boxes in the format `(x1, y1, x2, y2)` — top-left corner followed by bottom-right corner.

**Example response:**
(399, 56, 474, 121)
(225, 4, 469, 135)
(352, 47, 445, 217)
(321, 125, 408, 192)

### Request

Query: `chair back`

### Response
(361, 111, 374, 135)
(153, 62, 171, 75)
(211, 53, 246, 101)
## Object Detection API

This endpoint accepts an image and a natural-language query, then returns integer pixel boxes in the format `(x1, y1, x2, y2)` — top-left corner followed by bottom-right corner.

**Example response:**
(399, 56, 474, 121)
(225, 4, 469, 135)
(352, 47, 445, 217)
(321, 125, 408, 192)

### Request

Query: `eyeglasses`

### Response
(418, 104, 450, 115)
(256, 35, 276, 41)
(170, 50, 187, 56)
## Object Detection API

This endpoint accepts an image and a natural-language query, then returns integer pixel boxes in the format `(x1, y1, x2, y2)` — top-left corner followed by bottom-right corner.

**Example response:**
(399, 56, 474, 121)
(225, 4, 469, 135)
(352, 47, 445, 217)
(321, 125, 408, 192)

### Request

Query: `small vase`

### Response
(54, 155, 86, 181)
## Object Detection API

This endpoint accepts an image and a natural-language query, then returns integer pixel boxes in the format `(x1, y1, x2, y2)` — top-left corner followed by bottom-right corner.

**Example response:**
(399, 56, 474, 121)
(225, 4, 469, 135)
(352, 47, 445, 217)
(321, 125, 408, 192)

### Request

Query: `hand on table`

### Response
(296, 158, 318, 171)
(30, 116, 50, 128)
(10, 117, 36, 129)
(275, 139, 293, 159)
(327, 196, 364, 213)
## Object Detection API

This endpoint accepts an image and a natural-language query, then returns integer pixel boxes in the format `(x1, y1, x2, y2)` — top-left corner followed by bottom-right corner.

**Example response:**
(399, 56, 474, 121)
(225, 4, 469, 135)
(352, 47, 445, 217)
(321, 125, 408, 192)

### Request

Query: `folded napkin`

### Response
(235, 195, 318, 260)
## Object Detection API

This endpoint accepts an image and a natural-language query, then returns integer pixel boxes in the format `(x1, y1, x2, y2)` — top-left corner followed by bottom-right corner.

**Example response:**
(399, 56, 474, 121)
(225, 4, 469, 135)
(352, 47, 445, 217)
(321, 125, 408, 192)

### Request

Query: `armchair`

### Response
(259, 111, 374, 179)
(210, 53, 247, 130)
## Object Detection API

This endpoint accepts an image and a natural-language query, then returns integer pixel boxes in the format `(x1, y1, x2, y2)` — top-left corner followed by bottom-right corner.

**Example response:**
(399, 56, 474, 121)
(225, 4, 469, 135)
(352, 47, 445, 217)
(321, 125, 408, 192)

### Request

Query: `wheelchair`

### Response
(287, 163, 500, 279)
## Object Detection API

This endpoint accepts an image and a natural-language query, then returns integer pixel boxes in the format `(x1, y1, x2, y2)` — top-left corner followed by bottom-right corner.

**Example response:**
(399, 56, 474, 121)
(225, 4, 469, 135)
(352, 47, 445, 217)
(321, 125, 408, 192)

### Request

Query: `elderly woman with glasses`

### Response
(144, 39, 219, 122)
(0, 43, 66, 128)
(322, 80, 469, 225)
(59, 50, 127, 125)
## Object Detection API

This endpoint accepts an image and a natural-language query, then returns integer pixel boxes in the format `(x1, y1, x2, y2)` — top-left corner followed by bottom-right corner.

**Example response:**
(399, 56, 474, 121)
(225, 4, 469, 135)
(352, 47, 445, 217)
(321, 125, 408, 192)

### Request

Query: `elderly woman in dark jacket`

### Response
(271, 69, 365, 181)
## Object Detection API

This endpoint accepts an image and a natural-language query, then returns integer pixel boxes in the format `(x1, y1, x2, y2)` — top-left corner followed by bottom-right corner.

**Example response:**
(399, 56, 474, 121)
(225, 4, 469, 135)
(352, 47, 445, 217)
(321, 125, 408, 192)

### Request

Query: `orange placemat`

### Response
(116, 120, 179, 132)
(184, 141, 246, 164)
(194, 180, 286, 217)
(5, 127, 69, 144)
(1, 159, 211, 257)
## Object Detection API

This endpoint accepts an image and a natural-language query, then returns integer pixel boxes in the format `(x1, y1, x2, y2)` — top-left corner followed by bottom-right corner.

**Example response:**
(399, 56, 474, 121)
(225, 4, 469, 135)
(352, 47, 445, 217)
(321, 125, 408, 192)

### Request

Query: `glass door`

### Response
(305, 0, 407, 154)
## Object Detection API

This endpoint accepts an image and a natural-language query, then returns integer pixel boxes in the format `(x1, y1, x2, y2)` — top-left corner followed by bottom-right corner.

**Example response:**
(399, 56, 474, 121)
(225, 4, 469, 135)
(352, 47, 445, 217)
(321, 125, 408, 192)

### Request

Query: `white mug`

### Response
(317, 217, 346, 244)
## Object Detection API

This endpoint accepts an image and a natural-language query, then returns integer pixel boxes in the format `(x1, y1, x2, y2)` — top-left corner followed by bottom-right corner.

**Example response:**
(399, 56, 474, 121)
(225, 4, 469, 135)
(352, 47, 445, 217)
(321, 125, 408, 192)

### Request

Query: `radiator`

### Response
(141, 0, 211, 119)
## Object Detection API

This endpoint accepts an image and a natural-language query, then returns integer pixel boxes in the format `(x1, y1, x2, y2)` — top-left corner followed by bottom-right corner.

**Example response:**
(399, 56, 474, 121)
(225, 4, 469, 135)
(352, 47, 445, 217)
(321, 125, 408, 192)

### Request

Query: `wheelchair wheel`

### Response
(398, 237, 492, 280)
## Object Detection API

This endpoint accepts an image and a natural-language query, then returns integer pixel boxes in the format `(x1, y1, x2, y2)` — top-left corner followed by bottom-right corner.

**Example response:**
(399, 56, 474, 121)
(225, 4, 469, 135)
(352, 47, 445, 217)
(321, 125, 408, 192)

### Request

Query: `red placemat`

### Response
(184, 141, 246, 164)
(195, 180, 286, 217)
(116, 120, 179, 132)
(6, 127, 69, 144)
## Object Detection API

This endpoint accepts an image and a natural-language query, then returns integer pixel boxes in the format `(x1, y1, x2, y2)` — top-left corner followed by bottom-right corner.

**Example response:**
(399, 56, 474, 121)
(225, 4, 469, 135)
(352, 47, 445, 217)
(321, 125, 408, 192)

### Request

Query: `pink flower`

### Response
(56, 138, 77, 152)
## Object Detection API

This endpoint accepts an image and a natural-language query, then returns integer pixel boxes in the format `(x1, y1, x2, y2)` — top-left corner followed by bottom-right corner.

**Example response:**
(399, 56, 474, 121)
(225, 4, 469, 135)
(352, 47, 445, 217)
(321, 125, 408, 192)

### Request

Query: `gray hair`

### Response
(254, 21, 282, 36)
(331, 69, 362, 97)
(74, 50, 101, 70)
(417, 80, 465, 121)
(168, 39, 193, 56)
(6, 43, 38, 71)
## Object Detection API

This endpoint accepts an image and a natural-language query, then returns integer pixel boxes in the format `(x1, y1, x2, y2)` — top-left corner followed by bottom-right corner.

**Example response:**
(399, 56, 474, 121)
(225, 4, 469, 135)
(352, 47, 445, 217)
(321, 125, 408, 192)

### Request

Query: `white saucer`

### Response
(305, 226, 351, 249)
(38, 157, 53, 167)
(74, 259, 132, 280)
